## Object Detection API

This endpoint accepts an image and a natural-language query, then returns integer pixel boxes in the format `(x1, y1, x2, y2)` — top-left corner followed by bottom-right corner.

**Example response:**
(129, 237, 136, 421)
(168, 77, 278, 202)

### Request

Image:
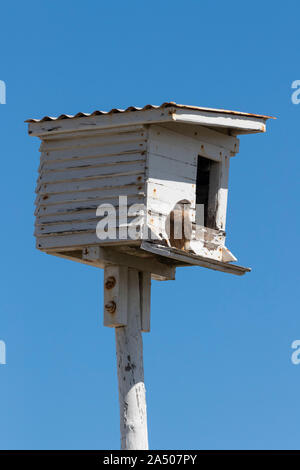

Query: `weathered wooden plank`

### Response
(173, 108, 266, 133)
(141, 241, 251, 276)
(38, 161, 145, 184)
(41, 124, 148, 144)
(34, 217, 143, 236)
(40, 129, 147, 151)
(82, 246, 175, 280)
(160, 123, 239, 155)
(49, 248, 172, 281)
(35, 212, 143, 234)
(147, 179, 195, 205)
(28, 108, 174, 137)
(36, 209, 98, 224)
(40, 142, 147, 163)
(35, 184, 143, 206)
(215, 155, 230, 231)
(36, 205, 143, 224)
(36, 229, 144, 250)
(35, 194, 144, 216)
(147, 153, 196, 183)
(37, 174, 145, 195)
(35, 219, 99, 235)
(149, 125, 223, 163)
(40, 152, 146, 172)
(36, 232, 102, 249)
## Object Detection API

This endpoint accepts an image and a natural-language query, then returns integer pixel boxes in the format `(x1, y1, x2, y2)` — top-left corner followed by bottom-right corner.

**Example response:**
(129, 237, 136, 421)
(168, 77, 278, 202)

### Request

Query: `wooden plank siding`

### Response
(35, 126, 148, 250)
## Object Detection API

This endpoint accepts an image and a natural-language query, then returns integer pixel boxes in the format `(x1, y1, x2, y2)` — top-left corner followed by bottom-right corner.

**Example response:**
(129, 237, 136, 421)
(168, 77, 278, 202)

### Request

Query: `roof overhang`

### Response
(26, 102, 274, 138)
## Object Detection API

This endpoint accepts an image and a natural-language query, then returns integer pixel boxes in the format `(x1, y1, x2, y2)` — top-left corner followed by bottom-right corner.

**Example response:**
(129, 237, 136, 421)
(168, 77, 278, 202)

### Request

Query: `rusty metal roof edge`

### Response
(25, 101, 275, 124)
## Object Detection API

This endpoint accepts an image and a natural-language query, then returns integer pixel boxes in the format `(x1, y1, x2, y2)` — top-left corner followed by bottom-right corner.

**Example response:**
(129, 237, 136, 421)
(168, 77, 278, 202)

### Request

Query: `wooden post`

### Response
(114, 268, 149, 450)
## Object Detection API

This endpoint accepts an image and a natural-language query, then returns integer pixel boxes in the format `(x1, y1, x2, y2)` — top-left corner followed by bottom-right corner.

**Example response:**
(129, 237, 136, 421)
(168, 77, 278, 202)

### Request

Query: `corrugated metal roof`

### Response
(26, 101, 274, 123)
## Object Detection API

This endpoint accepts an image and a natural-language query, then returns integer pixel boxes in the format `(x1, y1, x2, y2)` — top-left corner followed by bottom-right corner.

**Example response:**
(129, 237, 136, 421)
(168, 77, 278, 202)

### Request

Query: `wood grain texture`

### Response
(115, 268, 149, 450)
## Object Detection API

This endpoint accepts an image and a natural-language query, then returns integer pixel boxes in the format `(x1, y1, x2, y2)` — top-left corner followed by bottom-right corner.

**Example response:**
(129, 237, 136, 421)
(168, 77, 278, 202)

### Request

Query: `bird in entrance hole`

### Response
(165, 199, 192, 251)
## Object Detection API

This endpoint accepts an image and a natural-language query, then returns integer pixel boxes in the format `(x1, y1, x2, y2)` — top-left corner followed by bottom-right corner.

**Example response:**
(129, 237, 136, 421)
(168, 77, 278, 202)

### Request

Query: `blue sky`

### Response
(0, 1, 299, 450)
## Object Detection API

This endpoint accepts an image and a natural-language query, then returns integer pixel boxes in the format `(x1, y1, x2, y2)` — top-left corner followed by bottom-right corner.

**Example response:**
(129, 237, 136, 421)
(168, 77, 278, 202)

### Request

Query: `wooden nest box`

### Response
(27, 102, 272, 280)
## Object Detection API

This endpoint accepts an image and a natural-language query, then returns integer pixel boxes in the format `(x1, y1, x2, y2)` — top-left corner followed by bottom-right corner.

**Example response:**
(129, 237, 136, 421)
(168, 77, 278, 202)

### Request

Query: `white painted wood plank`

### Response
(36, 232, 102, 249)
(34, 217, 142, 236)
(39, 125, 147, 144)
(35, 219, 100, 236)
(147, 152, 196, 183)
(160, 122, 239, 154)
(28, 107, 174, 137)
(40, 152, 146, 171)
(215, 155, 230, 231)
(37, 174, 145, 195)
(38, 161, 145, 184)
(173, 108, 266, 133)
(36, 206, 143, 224)
(36, 209, 98, 224)
(35, 184, 143, 206)
(147, 179, 195, 206)
(40, 129, 147, 151)
(35, 194, 144, 216)
(115, 268, 148, 449)
(36, 233, 142, 250)
(40, 142, 146, 162)
(149, 125, 223, 163)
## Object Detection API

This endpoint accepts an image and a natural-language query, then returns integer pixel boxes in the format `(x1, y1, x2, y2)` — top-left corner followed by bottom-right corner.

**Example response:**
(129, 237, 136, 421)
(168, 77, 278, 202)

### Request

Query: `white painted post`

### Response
(115, 268, 149, 450)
